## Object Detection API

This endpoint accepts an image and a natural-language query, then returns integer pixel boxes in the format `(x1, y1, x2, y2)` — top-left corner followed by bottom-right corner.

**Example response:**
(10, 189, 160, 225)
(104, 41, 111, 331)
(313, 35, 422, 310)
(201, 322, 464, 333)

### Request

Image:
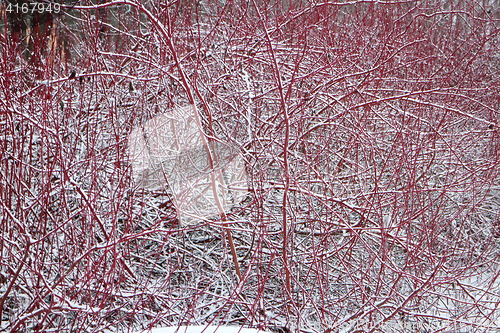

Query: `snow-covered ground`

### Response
(136, 326, 267, 333)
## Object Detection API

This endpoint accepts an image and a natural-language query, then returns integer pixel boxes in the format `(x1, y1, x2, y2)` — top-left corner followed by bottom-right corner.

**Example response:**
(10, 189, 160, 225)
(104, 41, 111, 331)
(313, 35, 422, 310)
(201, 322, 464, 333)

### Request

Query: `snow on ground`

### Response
(136, 326, 267, 333)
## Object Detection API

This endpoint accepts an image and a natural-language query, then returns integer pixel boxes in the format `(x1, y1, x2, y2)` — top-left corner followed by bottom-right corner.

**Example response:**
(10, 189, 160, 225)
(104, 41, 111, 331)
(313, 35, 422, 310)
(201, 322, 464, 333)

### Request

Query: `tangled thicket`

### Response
(1, 1, 500, 332)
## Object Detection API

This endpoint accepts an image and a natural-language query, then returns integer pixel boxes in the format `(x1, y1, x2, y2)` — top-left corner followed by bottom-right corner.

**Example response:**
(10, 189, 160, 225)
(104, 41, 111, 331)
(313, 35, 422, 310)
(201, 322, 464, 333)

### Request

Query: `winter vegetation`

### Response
(133, 326, 268, 333)
(1, 0, 500, 332)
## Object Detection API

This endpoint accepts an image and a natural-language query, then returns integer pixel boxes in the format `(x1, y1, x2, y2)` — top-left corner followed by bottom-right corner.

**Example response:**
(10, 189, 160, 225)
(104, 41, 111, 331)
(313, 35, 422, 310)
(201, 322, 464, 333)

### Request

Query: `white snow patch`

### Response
(128, 105, 248, 225)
